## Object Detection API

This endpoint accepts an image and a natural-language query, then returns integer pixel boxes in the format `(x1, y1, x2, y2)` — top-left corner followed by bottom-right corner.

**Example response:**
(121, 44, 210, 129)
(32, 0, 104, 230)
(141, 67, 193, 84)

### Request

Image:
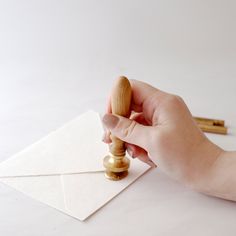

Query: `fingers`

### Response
(106, 79, 166, 114)
(102, 113, 154, 150)
(130, 112, 149, 125)
(102, 119, 157, 168)
(129, 80, 160, 112)
(103, 112, 147, 143)
(102, 130, 111, 143)
(106, 94, 112, 114)
(126, 144, 157, 168)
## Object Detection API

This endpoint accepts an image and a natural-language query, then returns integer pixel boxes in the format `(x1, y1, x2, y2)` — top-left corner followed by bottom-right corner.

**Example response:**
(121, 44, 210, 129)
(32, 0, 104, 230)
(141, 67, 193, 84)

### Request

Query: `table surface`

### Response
(1, 1, 236, 235)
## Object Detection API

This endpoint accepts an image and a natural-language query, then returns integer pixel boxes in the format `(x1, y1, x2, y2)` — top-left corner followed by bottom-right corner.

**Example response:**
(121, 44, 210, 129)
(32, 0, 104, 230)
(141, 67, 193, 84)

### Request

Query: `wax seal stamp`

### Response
(103, 76, 132, 180)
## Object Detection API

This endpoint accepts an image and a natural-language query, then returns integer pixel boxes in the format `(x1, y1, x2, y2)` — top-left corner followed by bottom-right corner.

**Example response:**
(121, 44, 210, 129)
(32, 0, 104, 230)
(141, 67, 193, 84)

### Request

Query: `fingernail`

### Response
(127, 147, 135, 158)
(146, 160, 157, 168)
(102, 131, 112, 144)
(102, 114, 119, 129)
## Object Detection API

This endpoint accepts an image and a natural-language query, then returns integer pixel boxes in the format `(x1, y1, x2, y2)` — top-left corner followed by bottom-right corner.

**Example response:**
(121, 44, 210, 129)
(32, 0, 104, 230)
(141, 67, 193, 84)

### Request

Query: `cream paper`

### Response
(0, 111, 150, 221)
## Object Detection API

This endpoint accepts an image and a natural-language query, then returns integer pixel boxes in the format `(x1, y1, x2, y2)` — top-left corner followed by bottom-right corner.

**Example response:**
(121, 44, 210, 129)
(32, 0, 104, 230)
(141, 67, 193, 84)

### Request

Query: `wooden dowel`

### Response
(198, 124, 227, 135)
(194, 117, 225, 127)
(110, 76, 132, 156)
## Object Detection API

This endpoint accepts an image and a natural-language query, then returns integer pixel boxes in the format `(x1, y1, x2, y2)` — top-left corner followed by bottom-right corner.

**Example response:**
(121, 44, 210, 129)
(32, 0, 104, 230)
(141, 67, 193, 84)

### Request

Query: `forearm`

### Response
(192, 149, 236, 201)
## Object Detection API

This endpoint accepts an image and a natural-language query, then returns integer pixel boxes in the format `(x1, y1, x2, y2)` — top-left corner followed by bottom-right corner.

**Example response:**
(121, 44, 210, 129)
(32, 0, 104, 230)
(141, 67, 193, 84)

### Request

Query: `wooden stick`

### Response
(197, 123, 227, 135)
(194, 117, 225, 127)
(110, 76, 132, 156)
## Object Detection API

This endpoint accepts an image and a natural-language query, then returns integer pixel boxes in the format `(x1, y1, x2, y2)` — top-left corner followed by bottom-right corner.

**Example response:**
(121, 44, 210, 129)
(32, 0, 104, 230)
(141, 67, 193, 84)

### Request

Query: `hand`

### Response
(102, 80, 222, 186)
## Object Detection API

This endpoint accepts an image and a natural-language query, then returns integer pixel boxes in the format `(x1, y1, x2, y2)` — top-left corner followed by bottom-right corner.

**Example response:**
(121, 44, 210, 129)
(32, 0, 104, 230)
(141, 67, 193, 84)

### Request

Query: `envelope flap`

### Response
(0, 111, 107, 177)
(0, 159, 151, 221)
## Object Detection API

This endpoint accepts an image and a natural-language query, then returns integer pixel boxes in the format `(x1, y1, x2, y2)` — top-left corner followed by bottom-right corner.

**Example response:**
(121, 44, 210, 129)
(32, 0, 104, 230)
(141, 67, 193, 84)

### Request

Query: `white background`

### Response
(0, 0, 236, 235)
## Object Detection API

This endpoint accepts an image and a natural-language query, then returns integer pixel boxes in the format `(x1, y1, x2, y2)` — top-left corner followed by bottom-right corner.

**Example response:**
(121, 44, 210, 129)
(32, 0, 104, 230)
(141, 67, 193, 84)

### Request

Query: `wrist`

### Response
(186, 138, 224, 192)
(192, 149, 236, 200)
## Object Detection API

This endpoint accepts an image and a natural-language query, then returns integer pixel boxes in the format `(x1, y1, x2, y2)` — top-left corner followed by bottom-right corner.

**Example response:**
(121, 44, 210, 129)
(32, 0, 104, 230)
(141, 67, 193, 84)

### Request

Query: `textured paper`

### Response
(0, 111, 150, 221)
(0, 111, 106, 176)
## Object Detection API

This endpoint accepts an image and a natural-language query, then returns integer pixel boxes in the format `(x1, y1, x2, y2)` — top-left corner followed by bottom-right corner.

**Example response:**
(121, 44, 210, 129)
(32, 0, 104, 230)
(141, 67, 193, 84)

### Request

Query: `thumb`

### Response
(102, 114, 153, 149)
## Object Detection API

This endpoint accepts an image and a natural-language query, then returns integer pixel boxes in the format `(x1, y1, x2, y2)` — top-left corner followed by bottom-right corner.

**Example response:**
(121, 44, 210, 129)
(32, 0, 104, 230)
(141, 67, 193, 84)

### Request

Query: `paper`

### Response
(0, 111, 150, 221)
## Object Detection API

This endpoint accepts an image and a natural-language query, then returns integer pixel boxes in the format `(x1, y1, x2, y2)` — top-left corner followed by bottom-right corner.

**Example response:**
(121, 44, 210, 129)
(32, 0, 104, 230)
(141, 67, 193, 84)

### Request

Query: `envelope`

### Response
(0, 111, 151, 221)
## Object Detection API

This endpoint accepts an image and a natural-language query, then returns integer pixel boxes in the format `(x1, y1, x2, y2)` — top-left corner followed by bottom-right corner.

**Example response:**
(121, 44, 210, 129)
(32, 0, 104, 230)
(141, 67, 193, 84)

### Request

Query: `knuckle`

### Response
(121, 120, 137, 139)
(167, 94, 184, 107)
(175, 95, 184, 103)
(150, 129, 160, 145)
(149, 129, 169, 151)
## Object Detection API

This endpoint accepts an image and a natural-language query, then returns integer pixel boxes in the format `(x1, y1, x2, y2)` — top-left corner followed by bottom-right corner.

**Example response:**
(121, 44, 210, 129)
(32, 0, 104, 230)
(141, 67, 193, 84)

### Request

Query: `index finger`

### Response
(129, 79, 163, 112)
(106, 78, 165, 114)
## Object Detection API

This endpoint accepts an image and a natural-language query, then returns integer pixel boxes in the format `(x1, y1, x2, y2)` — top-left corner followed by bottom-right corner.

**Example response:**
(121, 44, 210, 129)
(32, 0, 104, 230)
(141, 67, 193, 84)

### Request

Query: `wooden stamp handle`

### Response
(110, 76, 132, 156)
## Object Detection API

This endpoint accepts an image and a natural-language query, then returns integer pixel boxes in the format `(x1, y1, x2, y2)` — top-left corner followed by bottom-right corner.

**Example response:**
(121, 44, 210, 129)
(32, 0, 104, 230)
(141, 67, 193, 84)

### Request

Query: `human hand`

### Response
(102, 79, 223, 185)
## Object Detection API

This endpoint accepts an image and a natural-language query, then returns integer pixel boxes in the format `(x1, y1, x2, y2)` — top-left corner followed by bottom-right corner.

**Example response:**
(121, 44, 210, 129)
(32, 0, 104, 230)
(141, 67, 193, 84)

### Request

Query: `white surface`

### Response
(0, 111, 150, 221)
(0, 0, 236, 235)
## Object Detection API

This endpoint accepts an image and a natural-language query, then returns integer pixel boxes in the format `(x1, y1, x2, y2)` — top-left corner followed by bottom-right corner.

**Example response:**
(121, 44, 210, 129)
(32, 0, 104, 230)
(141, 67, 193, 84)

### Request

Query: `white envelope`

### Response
(0, 111, 150, 221)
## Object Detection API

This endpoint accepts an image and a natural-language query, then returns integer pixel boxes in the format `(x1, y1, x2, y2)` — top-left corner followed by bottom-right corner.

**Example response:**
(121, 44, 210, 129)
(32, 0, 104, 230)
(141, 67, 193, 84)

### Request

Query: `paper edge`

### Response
(65, 166, 152, 221)
(82, 167, 152, 221)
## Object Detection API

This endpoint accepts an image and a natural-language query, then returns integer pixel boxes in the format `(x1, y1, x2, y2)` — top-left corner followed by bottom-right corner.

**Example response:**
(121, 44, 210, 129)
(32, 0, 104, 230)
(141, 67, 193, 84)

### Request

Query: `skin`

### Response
(102, 80, 236, 201)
